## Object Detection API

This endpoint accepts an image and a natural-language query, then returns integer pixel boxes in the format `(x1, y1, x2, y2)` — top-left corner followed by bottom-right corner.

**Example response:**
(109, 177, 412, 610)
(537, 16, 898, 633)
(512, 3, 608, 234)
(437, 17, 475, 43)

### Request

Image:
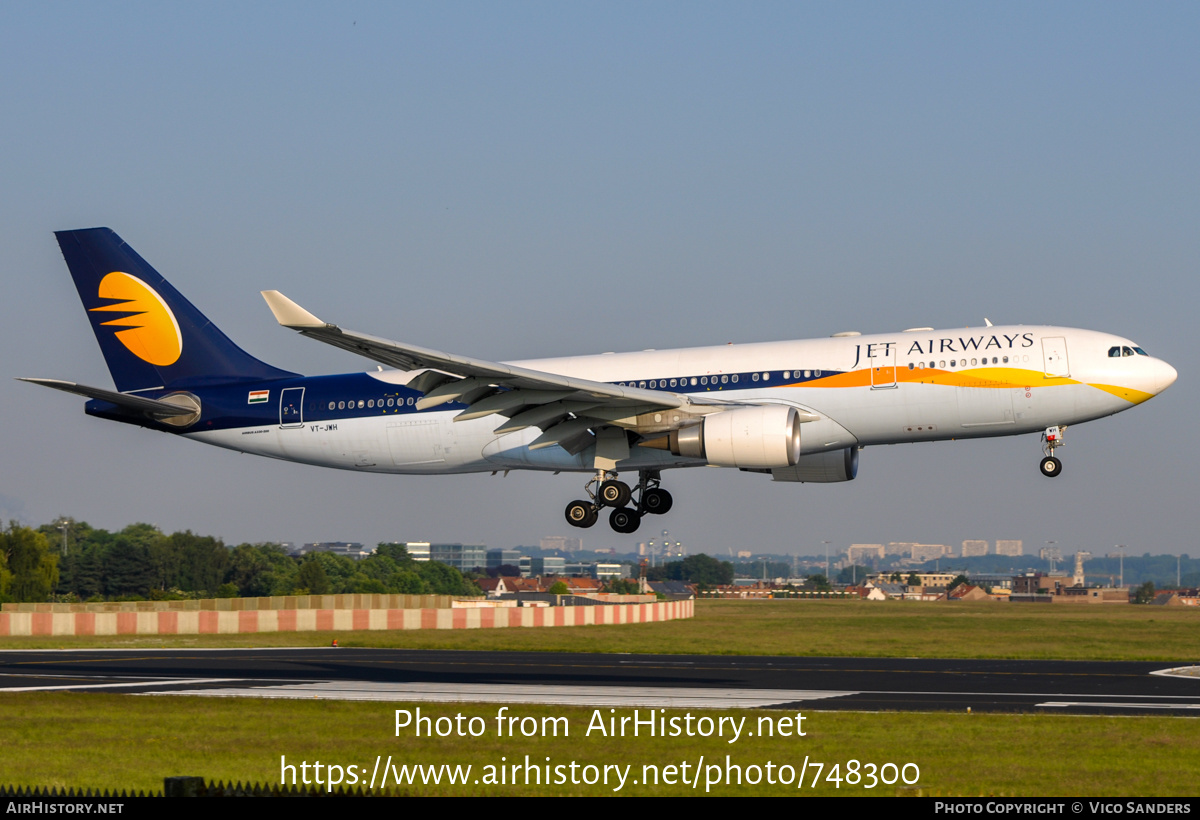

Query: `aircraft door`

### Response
(1042, 337, 1070, 378)
(870, 345, 897, 389)
(280, 387, 305, 428)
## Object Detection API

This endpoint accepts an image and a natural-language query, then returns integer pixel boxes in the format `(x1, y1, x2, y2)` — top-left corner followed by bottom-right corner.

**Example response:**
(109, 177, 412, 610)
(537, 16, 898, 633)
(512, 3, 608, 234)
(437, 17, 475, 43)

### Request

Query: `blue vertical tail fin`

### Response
(55, 228, 297, 393)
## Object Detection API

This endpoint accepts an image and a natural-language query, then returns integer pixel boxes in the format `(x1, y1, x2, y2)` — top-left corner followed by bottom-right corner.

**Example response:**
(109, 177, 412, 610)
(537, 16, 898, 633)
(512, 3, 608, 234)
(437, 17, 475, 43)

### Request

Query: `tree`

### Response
(947, 574, 969, 592)
(805, 573, 831, 591)
(604, 578, 640, 595)
(548, 581, 569, 595)
(67, 544, 106, 600)
(297, 556, 330, 595)
(104, 537, 155, 598)
(2, 524, 60, 602)
(1134, 581, 1157, 604)
(0, 539, 12, 601)
(668, 554, 734, 586)
(169, 531, 229, 595)
(375, 543, 412, 563)
(906, 572, 922, 587)
(226, 543, 276, 597)
(415, 561, 479, 596)
(836, 565, 870, 585)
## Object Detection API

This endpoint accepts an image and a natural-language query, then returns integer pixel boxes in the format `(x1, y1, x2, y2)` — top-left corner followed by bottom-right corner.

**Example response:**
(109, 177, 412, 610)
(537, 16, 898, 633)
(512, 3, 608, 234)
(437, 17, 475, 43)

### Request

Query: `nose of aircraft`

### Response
(1154, 359, 1178, 394)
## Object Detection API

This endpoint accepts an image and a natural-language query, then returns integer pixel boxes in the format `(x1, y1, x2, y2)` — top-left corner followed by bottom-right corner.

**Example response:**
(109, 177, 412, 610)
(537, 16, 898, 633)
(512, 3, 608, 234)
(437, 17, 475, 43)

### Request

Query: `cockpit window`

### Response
(1122, 346, 1135, 357)
(1133, 347, 1148, 356)
(1108, 347, 1121, 358)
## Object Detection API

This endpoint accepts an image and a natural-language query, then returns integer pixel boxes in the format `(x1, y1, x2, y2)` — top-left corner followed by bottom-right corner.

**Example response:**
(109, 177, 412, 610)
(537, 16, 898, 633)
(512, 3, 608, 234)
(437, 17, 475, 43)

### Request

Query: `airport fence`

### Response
(0, 597, 693, 637)
(0, 777, 404, 798)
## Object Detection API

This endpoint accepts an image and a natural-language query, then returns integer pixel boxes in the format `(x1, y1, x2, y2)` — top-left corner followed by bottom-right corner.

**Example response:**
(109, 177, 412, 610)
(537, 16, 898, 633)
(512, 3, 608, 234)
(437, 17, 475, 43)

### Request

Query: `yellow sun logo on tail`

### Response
(89, 272, 183, 366)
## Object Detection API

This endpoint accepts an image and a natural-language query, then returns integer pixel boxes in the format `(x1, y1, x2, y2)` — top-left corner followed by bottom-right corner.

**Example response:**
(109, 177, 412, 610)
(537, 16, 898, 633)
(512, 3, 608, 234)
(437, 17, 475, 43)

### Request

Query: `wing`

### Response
(260, 290, 725, 458)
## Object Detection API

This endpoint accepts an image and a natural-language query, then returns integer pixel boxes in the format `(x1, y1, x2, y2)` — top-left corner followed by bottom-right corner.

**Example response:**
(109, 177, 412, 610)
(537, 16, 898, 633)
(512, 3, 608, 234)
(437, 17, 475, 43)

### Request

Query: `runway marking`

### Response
(1150, 666, 1200, 679)
(148, 681, 858, 708)
(1038, 701, 1200, 711)
(0, 676, 248, 693)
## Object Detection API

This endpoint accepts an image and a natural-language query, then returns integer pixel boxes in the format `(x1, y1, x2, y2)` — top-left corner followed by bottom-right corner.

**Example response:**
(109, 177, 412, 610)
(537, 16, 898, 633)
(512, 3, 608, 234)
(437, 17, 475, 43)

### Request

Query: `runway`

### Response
(1, 648, 1198, 715)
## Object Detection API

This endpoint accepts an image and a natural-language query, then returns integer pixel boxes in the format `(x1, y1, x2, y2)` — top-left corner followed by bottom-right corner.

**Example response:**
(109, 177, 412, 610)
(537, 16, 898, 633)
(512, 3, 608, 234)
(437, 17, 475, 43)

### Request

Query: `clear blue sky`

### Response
(2, 3, 1196, 556)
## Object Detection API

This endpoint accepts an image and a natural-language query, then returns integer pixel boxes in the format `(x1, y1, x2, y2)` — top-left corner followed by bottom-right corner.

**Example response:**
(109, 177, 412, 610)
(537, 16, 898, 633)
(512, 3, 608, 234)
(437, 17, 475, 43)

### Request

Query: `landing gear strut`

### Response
(564, 469, 674, 532)
(1039, 426, 1065, 477)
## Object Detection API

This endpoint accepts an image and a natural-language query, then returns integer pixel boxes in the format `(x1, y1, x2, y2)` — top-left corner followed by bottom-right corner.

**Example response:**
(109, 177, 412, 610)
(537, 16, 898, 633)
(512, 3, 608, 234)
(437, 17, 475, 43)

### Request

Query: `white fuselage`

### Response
(187, 324, 1176, 477)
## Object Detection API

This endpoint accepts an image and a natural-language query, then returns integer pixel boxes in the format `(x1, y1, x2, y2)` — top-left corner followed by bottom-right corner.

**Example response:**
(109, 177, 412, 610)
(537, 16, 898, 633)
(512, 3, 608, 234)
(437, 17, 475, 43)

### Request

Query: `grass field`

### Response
(3, 599, 1198, 662)
(3, 693, 1199, 796)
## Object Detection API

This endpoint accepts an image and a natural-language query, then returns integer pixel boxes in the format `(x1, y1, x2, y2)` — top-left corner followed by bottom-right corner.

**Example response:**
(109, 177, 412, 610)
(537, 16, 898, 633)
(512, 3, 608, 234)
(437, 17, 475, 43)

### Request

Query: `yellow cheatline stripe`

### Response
(800, 367, 1079, 390)
(1088, 383, 1155, 405)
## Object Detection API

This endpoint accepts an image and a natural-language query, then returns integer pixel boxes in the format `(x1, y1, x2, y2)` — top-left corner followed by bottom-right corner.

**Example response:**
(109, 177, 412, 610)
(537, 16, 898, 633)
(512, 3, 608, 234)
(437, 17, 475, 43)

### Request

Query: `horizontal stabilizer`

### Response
(17, 378, 198, 417)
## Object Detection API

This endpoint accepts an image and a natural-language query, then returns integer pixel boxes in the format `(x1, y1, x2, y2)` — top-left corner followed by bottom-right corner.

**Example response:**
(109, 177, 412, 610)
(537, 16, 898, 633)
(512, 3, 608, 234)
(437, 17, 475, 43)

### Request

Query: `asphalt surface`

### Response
(2, 648, 1198, 714)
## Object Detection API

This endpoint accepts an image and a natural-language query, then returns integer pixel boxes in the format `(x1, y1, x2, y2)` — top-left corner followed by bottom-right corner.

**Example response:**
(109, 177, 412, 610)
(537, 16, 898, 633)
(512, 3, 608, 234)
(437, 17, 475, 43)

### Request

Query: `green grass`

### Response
(2, 693, 1198, 796)
(3, 599, 1198, 662)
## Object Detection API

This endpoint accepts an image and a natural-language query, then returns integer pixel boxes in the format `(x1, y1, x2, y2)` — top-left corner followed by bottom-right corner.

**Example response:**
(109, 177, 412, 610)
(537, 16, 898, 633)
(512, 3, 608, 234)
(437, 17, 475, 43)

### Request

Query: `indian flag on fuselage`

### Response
(247, 389, 269, 404)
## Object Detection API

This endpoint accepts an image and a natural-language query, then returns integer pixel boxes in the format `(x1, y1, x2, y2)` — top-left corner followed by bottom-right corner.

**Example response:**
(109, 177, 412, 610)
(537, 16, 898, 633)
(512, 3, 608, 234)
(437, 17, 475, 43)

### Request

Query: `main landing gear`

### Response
(1039, 426, 1065, 477)
(564, 470, 674, 534)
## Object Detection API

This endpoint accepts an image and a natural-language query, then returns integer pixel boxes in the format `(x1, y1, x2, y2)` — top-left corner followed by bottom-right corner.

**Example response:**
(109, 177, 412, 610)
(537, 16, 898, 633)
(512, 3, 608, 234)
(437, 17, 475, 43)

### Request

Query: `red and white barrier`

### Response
(0, 600, 693, 637)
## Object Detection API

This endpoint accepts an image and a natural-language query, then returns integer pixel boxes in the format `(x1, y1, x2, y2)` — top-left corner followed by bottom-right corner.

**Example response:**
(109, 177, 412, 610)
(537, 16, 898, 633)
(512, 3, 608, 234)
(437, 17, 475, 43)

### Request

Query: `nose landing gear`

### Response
(564, 469, 674, 532)
(1039, 426, 1065, 477)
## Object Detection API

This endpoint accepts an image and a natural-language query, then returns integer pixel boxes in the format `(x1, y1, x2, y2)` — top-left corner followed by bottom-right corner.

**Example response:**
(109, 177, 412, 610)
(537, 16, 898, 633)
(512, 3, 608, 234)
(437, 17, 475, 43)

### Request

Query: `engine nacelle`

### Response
(665, 405, 801, 469)
(770, 447, 859, 483)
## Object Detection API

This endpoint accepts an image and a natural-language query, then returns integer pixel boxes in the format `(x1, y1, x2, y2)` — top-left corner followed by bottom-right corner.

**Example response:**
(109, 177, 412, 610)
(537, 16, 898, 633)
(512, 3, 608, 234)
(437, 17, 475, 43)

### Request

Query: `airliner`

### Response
(23, 228, 1177, 534)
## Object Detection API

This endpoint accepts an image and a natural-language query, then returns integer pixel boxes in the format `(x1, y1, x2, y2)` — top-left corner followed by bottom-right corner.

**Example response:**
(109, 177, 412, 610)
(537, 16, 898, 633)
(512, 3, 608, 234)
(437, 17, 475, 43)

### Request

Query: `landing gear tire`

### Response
(641, 487, 673, 515)
(566, 500, 598, 528)
(1039, 456, 1062, 478)
(609, 507, 642, 534)
(599, 480, 632, 508)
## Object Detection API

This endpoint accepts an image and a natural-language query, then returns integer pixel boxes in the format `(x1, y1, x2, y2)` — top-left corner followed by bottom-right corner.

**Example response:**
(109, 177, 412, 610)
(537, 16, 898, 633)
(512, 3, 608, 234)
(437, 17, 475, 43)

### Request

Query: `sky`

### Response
(1, 2, 1196, 558)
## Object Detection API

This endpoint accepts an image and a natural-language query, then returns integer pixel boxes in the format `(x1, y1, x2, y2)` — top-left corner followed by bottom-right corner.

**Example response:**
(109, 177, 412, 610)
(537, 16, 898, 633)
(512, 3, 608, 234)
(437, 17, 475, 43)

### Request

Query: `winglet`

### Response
(261, 290, 327, 329)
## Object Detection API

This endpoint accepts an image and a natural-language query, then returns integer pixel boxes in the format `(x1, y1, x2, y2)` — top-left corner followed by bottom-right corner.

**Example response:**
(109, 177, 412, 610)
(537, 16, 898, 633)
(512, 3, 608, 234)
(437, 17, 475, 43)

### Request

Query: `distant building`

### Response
(961, 540, 989, 557)
(914, 572, 957, 588)
(487, 548, 523, 570)
(593, 563, 629, 580)
(969, 573, 1014, 591)
(847, 544, 885, 563)
(402, 542, 431, 562)
(563, 562, 630, 580)
(531, 556, 566, 576)
(430, 543, 487, 572)
(293, 542, 369, 559)
(910, 543, 952, 562)
(540, 536, 582, 553)
(948, 584, 989, 602)
(995, 540, 1023, 556)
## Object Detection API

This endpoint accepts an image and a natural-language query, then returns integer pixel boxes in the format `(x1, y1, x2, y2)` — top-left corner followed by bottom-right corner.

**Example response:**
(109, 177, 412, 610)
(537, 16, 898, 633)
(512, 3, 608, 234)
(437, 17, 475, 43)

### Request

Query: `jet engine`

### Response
(770, 447, 859, 483)
(659, 405, 802, 469)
